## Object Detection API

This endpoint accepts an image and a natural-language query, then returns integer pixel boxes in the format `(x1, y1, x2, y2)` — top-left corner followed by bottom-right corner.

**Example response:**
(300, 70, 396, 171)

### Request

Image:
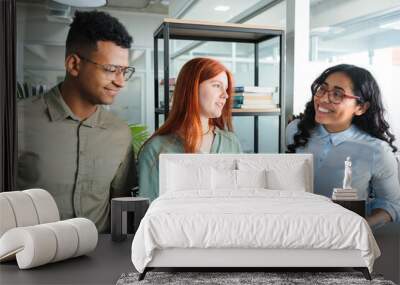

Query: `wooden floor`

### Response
(373, 223, 400, 284)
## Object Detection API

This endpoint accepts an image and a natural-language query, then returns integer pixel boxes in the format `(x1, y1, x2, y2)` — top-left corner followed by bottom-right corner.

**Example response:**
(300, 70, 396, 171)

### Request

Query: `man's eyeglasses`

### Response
(77, 54, 135, 81)
(314, 84, 361, 104)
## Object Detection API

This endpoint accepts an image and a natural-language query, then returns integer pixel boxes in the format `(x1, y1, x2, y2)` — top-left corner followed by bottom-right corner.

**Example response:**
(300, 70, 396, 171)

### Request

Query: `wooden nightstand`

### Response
(332, 199, 366, 218)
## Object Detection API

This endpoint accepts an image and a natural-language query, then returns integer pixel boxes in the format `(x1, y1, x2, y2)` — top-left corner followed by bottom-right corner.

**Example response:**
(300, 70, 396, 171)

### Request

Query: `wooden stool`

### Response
(111, 197, 149, 242)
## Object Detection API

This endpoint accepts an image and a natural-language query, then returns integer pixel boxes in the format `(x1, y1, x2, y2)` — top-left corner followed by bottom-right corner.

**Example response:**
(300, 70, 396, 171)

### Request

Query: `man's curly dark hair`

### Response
(287, 64, 397, 153)
(65, 10, 132, 56)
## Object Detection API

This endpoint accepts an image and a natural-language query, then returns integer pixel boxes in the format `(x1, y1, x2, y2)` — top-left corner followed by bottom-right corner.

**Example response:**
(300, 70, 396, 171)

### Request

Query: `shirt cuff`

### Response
(369, 198, 399, 223)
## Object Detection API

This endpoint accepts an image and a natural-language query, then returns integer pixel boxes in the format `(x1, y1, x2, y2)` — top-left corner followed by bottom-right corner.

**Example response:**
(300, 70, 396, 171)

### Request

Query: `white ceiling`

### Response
(16, 0, 169, 14)
(183, 0, 261, 22)
(16, 0, 400, 58)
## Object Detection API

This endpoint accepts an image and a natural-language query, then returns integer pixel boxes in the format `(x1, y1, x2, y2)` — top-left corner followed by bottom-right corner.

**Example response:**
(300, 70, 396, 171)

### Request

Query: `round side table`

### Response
(111, 197, 149, 242)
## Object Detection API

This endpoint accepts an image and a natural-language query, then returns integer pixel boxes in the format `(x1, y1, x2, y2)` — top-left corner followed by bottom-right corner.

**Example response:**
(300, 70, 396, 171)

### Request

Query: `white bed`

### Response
(131, 154, 380, 280)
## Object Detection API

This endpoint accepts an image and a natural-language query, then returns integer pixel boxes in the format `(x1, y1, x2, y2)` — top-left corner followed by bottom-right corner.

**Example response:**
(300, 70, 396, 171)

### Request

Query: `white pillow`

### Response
(266, 162, 308, 191)
(212, 168, 237, 190)
(237, 169, 267, 189)
(167, 162, 212, 191)
(211, 168, 267, 190)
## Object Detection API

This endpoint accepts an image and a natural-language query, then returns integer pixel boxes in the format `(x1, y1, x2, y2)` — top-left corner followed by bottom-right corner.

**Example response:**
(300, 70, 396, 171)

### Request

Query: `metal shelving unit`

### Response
(153, 18, 285, 152)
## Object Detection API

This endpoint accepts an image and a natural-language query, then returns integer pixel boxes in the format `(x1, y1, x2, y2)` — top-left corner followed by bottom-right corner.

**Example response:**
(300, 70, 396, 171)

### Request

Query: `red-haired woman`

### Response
(138, 57, 242, 201)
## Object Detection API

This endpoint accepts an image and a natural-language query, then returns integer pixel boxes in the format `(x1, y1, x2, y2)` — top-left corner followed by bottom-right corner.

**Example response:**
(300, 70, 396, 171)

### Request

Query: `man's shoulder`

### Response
(18, 94, 46, 108)
(17, 94, 49, 118)
(98, 109, 131, 135)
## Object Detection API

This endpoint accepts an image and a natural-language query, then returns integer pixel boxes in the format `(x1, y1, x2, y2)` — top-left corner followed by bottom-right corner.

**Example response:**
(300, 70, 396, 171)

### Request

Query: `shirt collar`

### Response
(316, 124, 358, 146)
(45, 83, 108, 129)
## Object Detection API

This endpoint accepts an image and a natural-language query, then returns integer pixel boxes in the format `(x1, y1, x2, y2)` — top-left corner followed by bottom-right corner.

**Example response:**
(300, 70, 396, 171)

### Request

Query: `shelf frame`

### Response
(153, 19, 285, 153)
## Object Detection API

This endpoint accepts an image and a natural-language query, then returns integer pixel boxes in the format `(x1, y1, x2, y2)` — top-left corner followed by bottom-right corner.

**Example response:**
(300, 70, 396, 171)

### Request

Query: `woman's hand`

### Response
(366, 208, 392, 229)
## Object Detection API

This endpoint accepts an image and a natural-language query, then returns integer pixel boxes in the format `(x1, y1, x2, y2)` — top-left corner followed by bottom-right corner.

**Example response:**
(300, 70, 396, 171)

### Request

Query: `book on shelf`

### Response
(232, 103, 243, 109)
(234, 93, 273, 100)
(160, 77, 176, 86)
(241, 99, 274, 105)
(234, 86, 275, 93)
(232, 107, 281, 112)
(241, 103, 277, 109)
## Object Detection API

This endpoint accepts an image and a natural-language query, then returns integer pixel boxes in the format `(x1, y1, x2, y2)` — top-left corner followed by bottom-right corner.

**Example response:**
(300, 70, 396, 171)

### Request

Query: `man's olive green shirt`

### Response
(17, 85, 137, 233)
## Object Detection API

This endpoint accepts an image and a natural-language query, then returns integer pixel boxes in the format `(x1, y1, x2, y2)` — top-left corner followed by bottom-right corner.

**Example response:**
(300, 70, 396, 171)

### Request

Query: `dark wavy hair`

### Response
(287, 64, 397, 153)
(66, 10, 132, 56)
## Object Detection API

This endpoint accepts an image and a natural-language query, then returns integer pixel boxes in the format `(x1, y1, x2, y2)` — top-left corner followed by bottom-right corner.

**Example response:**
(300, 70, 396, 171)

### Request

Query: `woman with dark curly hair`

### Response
(286, 64, 400, 229)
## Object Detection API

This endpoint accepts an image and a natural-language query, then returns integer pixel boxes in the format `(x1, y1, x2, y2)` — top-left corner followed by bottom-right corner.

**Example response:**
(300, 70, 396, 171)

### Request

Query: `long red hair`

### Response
(148, 57, 234, 153)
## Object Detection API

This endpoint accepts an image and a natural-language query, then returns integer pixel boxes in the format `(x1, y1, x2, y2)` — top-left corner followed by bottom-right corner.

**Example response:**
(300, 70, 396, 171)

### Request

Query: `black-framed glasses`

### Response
(315, 84, 361, 104)
(76, 54, 135, 81)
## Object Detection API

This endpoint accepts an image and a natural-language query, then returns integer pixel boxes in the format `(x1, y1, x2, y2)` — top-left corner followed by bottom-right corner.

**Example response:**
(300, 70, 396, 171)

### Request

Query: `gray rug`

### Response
(116, 271, 396, 285)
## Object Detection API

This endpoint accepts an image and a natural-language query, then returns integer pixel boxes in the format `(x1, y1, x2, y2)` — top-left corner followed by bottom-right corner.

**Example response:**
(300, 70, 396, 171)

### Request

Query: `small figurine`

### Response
(342, 156, 352, 190)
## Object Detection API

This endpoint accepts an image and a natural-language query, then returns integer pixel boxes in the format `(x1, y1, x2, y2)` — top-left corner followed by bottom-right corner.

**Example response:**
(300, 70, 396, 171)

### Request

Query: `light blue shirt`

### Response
(286, 119, 400, 223)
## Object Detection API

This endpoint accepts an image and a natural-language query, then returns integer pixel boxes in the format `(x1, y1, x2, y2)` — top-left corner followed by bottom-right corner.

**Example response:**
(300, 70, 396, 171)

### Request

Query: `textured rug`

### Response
(116, 271, 396, 285)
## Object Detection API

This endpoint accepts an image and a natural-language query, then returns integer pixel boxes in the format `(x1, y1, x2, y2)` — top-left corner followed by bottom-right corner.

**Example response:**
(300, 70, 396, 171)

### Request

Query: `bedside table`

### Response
(332, 199, 366, 217)
(111, 197, 150, 242)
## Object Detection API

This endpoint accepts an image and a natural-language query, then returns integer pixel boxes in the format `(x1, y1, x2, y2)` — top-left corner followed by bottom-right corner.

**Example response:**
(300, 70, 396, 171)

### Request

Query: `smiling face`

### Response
(69, 40, 129, 106)
(198, 71, 229, 119)
(314, 72, 368, 133)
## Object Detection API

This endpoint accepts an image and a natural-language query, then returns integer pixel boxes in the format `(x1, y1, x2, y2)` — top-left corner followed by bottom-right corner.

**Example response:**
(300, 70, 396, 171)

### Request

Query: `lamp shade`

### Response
(52, 0, 107, 7)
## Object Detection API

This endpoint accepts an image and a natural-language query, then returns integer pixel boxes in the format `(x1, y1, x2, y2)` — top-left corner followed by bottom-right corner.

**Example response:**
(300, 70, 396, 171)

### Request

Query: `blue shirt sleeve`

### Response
(369, 146, 400, 223)
(286, 119, 300, 147)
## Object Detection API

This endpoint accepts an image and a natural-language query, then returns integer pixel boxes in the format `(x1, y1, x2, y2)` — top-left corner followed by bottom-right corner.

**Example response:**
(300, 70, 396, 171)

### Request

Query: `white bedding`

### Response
(131, 190, 380, 273)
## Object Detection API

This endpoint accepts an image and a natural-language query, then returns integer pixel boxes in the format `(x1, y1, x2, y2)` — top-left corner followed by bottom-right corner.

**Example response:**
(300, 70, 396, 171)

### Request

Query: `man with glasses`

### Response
(17, 11, 137, 233)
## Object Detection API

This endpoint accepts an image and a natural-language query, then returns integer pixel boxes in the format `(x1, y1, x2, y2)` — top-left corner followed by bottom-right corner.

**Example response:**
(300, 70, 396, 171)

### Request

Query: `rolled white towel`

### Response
(0, 191, 39, 228)
(23, 189, 59, 224)
(65, 218, 98, 257)
(0, 225, 57, 268)
(0, 189, 60, 238)
(41, 221, 79, 262)
(0, 196, 17, 237)
(0, 218, 98, 269)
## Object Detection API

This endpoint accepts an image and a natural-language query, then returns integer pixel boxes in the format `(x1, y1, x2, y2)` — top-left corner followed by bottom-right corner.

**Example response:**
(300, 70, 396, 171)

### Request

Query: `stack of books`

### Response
(232, 86, 277, 110)
(332, 188, 358, 200)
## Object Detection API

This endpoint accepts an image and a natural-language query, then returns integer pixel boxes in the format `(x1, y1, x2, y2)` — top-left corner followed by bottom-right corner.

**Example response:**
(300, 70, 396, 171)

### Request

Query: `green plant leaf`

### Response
(129, 124, 150, 157)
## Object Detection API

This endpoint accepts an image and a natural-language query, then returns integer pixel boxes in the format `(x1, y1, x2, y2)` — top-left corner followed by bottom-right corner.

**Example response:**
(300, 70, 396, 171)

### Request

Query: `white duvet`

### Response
(131, 190, 380, 273)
